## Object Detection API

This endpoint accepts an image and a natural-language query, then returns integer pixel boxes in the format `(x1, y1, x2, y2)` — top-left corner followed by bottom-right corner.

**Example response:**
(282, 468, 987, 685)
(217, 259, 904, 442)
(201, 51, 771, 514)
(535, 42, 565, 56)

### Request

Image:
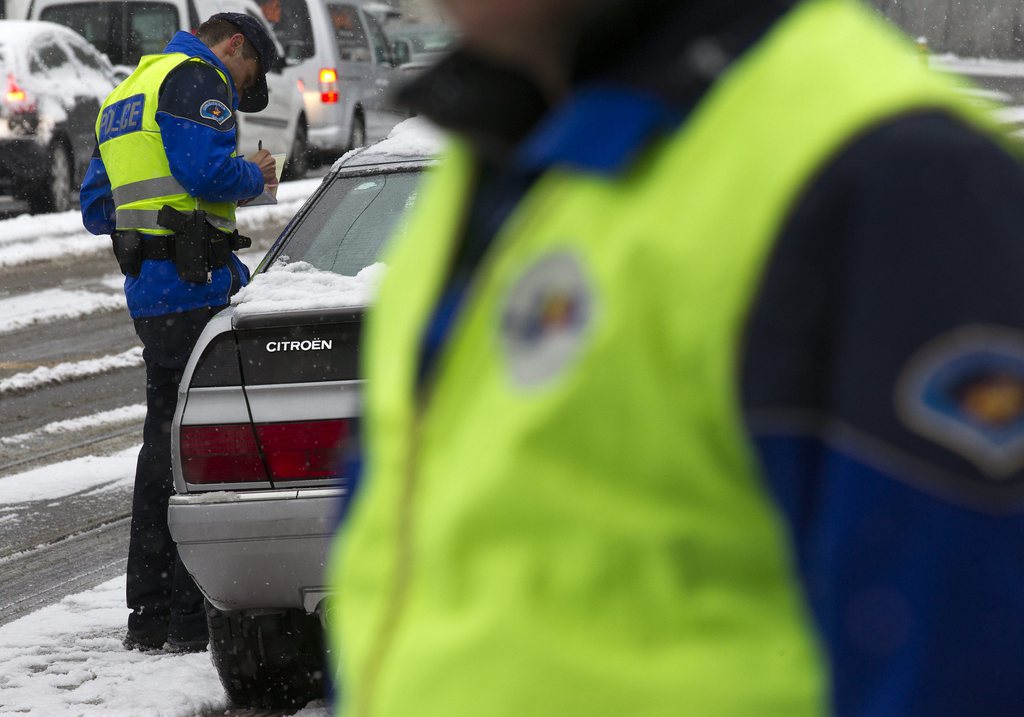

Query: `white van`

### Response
(25, 0, 310, 177)
(272, 0, 407, 156)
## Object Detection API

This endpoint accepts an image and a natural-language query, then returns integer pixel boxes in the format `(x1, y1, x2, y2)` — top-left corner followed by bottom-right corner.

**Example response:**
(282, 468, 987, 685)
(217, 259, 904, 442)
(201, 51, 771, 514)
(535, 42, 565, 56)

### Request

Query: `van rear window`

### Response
(274, 0, 315, 60)
(40, 2, 178, 66)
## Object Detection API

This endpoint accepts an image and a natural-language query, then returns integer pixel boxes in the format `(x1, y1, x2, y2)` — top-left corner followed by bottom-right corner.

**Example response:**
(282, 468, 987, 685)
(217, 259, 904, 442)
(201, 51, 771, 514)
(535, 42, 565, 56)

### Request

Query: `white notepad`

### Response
(243, 153, 287, 206)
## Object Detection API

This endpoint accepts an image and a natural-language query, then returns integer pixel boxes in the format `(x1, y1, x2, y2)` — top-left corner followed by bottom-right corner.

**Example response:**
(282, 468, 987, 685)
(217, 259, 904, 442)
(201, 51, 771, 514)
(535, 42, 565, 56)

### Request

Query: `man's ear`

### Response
(230, 33, 245, 55)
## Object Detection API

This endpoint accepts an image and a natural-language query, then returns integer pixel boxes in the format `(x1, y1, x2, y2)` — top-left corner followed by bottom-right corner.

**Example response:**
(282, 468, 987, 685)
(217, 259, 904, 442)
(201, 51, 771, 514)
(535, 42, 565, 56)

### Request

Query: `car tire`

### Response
(28, 140, 73, 214)
(282, 119, 309, 181)
(206, 602, 327, 709)
(349, 111, 366, 151)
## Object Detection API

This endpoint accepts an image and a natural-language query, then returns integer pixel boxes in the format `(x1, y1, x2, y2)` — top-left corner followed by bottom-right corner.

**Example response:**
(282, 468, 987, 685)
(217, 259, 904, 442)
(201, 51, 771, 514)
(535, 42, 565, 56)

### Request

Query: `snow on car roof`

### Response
(333, 117, 445, 170)
(0, 20, 83, 46)
(231, 260, 386, 316)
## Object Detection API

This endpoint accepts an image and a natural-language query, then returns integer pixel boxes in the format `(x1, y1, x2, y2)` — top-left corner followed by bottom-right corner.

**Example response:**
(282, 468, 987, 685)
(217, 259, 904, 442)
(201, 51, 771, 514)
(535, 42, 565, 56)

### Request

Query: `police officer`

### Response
(329, 0, 1024, 714)
(80, 13, 278, 653)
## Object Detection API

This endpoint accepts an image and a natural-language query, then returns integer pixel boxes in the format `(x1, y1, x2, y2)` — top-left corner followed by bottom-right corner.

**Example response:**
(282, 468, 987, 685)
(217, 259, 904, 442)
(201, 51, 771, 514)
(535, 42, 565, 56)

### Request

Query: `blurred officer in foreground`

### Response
(329, 0, 1024, 714)
(80, 13, 277, 653)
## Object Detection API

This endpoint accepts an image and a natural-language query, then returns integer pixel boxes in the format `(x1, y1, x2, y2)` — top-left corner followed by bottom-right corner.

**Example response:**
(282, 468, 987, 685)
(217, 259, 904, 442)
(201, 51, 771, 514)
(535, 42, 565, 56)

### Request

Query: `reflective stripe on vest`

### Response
(112, 175, 186, 207)
(329, 1, 1000, 716)
(97, 52, 237, 235)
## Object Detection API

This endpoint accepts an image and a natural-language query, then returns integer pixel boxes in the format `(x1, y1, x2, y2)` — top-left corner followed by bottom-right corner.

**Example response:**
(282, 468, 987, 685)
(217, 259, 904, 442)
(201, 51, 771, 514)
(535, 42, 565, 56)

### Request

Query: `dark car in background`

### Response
(0, 20, 115, 212)
(387, 21, 454, 72)
(28, 0, 311, 178)
(167, 119, 441, 709)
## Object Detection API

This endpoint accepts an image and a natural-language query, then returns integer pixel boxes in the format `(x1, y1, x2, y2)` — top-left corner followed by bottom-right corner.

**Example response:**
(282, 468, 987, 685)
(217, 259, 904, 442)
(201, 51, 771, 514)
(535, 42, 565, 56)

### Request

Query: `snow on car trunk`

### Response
(231, 260, 386, 316)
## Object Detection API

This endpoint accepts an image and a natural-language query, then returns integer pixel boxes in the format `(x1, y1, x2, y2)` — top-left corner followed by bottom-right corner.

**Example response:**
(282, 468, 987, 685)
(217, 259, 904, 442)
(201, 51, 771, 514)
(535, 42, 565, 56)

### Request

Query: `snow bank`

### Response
(0, 287, 126, 334)
(0, 211, 94, 248)
(932, 53, 1024, 78)
(0, 576, 331, 716)
(332, 117, 445, 170)
(0, 405, 146, 448)
(231, 260, 386, 315)
(0, 446, 138, 505)
(0, 577, 226, 715)
(0, 347, 144, 396)
(0, 177, 322, 269)
(0, 232, 110, 269)
(0, 578, 214, 717)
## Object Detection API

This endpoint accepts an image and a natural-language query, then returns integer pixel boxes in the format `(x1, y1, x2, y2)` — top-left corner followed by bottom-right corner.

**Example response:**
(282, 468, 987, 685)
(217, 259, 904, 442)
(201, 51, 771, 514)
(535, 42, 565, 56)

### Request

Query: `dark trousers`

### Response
(127, 305, 224, 642)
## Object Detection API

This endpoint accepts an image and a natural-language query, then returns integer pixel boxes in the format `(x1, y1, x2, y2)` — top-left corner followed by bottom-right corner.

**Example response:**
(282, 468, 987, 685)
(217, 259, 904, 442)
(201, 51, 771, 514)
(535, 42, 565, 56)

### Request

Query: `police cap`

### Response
(211, 12, 278, 112)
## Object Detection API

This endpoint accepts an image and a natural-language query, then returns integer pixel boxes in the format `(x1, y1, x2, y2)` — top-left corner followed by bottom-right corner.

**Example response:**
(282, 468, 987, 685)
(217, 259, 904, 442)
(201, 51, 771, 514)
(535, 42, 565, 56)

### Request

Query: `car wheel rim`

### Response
(353, 118, 365, 148)
(51, 148, 71, 212)
(290, 127, 307, 175)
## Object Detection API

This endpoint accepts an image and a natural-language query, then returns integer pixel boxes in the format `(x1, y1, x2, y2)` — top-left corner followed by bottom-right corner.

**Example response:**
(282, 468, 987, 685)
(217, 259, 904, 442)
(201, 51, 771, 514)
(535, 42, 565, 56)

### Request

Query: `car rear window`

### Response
(40, 1, 179, 66)
(275, 170, 422, 277)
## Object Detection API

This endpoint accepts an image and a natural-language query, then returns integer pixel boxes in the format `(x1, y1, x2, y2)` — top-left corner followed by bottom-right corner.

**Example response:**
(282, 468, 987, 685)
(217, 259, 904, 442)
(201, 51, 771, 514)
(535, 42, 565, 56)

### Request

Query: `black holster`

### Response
(111, 230, 143, 277)
(157, 206, 252, 284)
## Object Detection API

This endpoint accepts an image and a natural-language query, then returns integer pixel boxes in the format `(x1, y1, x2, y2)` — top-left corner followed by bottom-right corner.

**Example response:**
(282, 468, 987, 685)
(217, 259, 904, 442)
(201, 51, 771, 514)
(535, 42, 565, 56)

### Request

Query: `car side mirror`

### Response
(390, 39, 410, 66)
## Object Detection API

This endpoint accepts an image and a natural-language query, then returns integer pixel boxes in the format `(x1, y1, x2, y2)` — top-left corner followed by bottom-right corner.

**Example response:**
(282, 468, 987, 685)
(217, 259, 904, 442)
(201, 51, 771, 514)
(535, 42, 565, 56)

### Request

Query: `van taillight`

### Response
(180, 424, 267, 484)
(256, 419, 349, 481)
(319, 67, 339, 103)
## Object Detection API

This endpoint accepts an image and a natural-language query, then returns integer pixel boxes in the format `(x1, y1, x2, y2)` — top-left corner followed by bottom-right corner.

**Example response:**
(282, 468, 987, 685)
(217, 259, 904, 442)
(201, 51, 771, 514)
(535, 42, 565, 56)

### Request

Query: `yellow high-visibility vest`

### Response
(330, 1, 997, 715)
(96, 52, 236, 235)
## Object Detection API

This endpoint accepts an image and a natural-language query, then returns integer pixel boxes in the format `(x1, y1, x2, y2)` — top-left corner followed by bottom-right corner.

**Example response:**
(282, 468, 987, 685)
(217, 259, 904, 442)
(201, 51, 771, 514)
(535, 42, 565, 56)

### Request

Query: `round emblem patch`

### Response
(200, 99, 231, 125)
(896, 326, 1024, 479)
(501, 251, 594, 388)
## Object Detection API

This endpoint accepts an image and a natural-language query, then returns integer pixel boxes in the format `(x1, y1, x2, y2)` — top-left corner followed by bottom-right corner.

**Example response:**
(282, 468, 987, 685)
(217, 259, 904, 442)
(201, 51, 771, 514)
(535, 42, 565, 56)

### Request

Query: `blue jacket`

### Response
(81, 32, 264, 318)
(405, 0, 1024, 713)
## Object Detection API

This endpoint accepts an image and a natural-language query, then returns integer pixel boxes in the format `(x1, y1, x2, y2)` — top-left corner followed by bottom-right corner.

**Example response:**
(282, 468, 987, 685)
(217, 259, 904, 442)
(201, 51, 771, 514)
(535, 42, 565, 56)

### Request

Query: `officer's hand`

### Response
(248, 149, 277, 187)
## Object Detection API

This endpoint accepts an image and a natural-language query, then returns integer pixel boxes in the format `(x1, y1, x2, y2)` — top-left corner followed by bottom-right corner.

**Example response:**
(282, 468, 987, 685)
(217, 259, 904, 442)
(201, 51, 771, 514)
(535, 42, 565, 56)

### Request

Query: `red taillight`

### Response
(256, 419, 349, 481)
(319, 67, 339, 103)
(180, 419, 350, 485)
(5, 74, 31, 109)
(180, 424, 268, 484)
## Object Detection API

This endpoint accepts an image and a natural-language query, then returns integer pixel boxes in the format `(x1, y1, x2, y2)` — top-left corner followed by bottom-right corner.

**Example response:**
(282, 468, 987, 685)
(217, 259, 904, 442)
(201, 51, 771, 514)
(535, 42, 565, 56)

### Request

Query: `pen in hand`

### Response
(258, 139, 262, 151)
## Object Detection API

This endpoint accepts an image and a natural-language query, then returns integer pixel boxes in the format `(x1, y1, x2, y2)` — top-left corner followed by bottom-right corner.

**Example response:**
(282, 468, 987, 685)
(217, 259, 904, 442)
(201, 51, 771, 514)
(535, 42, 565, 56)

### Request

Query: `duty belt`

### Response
(132, 231, 251, 259)
(109, 227, 252, 281)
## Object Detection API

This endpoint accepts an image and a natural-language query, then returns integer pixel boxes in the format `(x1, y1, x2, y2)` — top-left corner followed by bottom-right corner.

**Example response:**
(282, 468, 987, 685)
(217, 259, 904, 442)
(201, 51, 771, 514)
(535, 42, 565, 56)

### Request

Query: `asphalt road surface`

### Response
(0, 194, 310, 624)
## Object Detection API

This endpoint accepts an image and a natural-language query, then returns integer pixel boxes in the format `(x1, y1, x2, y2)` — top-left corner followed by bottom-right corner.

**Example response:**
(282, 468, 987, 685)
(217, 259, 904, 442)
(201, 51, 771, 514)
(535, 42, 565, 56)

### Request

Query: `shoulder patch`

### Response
(896, 326, 1024, 479)
(199, 99, 231, 125)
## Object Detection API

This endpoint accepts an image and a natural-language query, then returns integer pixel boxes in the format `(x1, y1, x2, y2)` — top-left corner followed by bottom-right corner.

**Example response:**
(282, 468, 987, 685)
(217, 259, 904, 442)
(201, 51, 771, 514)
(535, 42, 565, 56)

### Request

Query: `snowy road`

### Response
(0, 176, 331, 715)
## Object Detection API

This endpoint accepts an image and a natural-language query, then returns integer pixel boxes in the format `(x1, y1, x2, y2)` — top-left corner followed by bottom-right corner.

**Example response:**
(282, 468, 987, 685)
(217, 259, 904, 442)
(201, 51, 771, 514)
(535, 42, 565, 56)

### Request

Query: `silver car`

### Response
(168, 123, 437, 708)
(273, 0, 407, 156)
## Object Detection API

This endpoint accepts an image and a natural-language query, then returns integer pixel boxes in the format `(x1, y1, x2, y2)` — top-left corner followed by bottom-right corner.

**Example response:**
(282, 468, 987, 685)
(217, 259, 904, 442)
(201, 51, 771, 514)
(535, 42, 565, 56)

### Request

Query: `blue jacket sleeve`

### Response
(80, 142, 115, 235)
(155, 61, 264, 203)
(742, 113, 1024, 716)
